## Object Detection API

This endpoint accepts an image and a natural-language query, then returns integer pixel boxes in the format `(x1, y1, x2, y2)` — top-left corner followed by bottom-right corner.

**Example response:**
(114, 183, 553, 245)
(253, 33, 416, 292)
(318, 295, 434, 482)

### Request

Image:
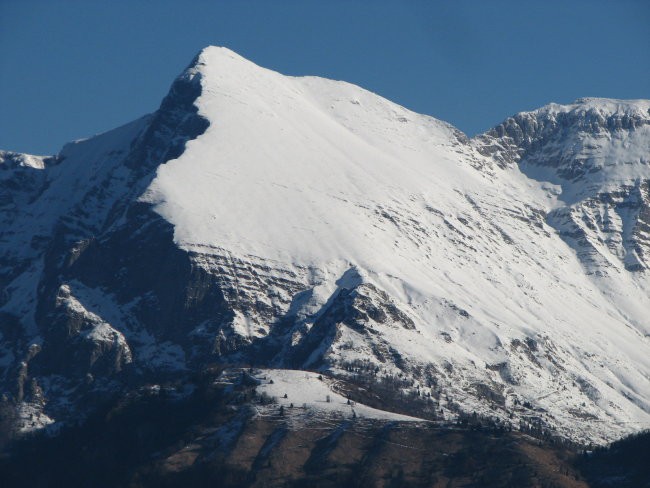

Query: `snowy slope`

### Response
(477, 98, 650, 336)
(245, 368, 422, 422)
(1, 46, 649, 444)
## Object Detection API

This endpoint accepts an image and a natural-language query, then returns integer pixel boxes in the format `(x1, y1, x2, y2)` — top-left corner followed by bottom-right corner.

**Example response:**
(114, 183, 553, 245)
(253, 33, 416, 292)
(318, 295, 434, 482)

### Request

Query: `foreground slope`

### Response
(0, 369, 594, 488)
(0, 47, 649, 444)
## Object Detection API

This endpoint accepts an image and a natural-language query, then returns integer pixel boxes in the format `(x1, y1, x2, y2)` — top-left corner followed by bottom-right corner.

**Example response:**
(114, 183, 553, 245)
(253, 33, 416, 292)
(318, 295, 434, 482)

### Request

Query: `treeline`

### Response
(578, 429, 650, 487)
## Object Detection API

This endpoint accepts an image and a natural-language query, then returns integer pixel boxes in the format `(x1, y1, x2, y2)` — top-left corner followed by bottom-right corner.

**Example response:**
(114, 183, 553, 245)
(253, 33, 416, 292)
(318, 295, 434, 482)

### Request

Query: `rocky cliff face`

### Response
(476, 98, 650, 273)
(1, 48, 649, 445)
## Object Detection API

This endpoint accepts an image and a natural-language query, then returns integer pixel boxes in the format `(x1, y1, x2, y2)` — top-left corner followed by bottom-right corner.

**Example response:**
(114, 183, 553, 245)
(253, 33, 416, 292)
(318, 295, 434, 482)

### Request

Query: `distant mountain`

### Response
(1, 47, 649, 451)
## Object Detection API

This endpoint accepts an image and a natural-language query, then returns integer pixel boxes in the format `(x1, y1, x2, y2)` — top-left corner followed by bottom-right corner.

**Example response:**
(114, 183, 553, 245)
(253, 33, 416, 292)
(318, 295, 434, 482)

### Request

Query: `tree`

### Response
(0, 397, 16, 449)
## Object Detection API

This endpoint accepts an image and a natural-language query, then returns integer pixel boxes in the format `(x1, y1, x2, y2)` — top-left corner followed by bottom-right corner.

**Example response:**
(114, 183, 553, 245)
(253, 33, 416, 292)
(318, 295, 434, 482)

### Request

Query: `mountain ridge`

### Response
(1, 46, 649, 446)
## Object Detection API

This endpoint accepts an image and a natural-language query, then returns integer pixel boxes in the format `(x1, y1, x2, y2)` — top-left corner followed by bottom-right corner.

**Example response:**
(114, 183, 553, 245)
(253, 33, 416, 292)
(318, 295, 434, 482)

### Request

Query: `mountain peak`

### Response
(184, 45, 268, 86)
(162, 46, 266, 111)
(141, 46, 472, 267)
(198, 45, 249, 61)
(477, 96, 650, 172)
(194, 45, 257, 71)
(539, 97, 650, 118)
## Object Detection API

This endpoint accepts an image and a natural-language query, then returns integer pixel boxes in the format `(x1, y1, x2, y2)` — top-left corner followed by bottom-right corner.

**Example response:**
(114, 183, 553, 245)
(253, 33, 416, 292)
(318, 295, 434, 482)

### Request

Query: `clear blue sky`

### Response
(1, 0, 648, 155)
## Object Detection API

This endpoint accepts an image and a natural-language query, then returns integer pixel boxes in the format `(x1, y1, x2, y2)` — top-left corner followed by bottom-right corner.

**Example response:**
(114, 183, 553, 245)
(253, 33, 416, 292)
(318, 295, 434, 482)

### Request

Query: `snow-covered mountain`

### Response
(1, 47, 649, 444)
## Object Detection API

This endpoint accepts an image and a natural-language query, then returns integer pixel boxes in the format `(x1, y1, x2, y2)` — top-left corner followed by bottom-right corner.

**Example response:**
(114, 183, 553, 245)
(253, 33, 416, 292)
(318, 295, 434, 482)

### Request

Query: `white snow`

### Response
(251, 369, 422, 422)
(0, 151, 46, 171)
(16, 402, 54, 433)
(57, 284, 133, 365)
